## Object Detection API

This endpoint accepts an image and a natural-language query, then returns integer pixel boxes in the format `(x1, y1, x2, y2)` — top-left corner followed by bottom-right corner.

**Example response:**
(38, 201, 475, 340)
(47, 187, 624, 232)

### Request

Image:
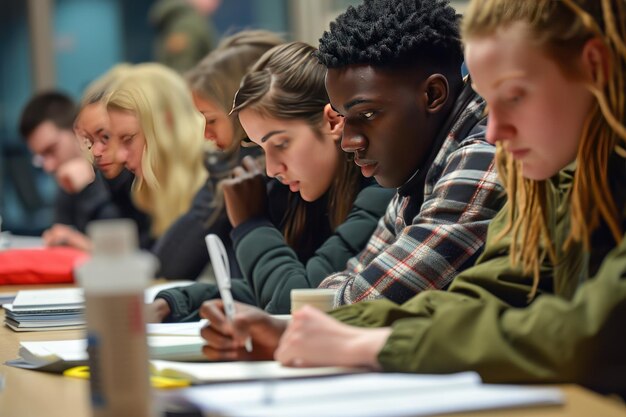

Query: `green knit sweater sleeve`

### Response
(236, 185, 394, 314)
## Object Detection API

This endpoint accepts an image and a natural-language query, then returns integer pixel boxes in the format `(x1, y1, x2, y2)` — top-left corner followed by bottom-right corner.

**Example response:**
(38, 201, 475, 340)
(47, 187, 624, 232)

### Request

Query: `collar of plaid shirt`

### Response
(398, 78, 484, 198)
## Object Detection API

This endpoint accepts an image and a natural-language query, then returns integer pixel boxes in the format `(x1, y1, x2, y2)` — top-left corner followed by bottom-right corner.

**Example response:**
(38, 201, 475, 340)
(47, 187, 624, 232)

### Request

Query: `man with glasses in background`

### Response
(18, 91, 120, 244)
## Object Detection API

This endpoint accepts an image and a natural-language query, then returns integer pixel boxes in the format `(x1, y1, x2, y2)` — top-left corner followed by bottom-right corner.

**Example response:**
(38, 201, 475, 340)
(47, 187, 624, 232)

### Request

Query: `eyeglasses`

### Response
(74, 131, 111, 154)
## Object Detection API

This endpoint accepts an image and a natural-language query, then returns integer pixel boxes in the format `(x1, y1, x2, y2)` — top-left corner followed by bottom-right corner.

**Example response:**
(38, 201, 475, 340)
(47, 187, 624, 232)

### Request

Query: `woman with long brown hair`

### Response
(152, 42, 394, 320)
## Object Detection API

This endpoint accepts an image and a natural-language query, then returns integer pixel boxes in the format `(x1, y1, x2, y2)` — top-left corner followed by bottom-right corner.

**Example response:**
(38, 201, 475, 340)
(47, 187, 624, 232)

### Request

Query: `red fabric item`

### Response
(0, 247, 90, 285)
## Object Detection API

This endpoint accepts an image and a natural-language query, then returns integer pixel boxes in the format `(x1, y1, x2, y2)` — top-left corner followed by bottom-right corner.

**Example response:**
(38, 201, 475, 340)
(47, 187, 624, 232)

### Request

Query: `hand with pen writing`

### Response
(221, 156, 268, 228)
(199, 299, 287, 361)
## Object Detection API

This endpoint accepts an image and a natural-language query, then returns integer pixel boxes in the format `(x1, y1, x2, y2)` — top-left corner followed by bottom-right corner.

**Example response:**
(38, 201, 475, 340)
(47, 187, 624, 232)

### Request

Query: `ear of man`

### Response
(423, 74, 450, 114)
(323, 103, 345, 141)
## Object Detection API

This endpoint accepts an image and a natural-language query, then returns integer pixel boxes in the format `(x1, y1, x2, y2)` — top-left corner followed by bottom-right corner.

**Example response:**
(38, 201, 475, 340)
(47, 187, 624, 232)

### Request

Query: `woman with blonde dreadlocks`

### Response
(199, 0, 626, 397)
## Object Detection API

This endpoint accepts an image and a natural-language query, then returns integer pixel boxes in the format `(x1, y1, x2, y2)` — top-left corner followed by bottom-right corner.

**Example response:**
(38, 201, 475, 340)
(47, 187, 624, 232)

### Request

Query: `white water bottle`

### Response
(77, 219, 158, 417)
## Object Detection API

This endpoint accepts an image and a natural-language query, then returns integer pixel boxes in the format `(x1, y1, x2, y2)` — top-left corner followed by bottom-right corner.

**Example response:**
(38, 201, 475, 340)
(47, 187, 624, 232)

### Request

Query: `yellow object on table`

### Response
(63, 365, 191, 389)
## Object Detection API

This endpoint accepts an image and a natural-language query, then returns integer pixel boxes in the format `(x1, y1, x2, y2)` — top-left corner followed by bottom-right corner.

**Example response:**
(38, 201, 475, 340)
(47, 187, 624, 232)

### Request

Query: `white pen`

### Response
(205, 234, 253, 353)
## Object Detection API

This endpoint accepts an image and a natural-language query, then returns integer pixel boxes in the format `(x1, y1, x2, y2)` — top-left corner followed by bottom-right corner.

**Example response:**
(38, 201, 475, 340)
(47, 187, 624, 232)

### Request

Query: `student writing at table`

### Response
(203, 0, 626, 399)
(150, 41, 394, 320)
(154, 0, 506, 321)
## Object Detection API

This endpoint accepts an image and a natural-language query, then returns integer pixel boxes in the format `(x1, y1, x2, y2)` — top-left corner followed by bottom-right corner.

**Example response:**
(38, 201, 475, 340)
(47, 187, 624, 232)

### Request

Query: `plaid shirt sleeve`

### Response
(318, 139, 505, 306)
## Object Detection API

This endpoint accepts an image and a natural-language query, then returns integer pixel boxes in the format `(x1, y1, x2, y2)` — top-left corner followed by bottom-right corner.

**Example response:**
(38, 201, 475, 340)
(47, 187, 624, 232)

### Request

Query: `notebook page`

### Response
(151, 360, 362, 384)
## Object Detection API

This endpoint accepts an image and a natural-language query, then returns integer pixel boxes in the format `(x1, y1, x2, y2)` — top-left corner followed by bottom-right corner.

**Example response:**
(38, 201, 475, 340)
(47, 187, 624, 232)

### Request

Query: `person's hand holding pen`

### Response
(199, 299, 288, 361)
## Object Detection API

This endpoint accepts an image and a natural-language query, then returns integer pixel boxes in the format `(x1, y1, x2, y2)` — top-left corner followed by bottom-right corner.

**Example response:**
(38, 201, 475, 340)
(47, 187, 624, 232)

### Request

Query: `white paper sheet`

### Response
(174, 373, 563, 417)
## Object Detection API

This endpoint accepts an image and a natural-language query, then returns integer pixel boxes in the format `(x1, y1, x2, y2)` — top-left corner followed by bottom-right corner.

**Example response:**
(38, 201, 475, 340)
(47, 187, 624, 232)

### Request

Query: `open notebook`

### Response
(5, 321, 208, 372)
(159, 372, 564, 417)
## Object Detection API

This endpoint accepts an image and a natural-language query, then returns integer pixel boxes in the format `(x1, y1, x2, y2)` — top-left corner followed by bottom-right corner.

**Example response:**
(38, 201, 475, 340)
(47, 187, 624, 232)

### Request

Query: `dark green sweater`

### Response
(157, 181, 394, 320)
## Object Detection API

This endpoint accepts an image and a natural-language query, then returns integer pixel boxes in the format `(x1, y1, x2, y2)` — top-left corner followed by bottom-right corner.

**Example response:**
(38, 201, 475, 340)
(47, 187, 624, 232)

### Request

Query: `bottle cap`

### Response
(87, 219, 138, 256)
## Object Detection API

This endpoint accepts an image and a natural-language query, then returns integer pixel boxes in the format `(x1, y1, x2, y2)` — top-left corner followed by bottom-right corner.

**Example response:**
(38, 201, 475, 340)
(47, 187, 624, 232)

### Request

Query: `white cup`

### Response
(290, 288, 338, 313)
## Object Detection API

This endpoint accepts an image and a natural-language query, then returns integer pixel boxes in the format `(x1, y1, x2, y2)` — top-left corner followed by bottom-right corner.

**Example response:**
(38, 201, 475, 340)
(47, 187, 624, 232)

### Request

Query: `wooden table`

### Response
(0, 285, 625, 417)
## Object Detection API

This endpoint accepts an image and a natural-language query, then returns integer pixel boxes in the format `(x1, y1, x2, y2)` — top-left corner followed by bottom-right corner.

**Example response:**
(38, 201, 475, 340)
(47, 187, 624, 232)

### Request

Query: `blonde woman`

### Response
(186, 29, 284, 156)
(146, 31, 283, 281)
(106, 63, 206, 254)
(42, 65, 152, 251)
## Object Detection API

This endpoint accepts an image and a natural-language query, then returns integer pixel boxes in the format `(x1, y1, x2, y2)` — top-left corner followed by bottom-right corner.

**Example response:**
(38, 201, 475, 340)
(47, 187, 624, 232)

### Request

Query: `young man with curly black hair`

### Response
(312, 0, 505, 305)
(194, 0, 507, 362)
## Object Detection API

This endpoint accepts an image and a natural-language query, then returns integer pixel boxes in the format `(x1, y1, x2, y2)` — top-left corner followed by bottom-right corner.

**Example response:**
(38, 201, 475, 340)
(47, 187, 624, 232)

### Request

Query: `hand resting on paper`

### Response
(199, 299, 287, 361)
(275, 305, 391, 369)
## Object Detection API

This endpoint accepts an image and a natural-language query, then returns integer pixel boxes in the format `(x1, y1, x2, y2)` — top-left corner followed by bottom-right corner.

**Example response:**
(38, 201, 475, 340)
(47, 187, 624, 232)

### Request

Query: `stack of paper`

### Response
(5, 321, 209, 372)
(161, 372, 564, 417)
(0, 291, 17, 306)
(4, 288, 84, 331)
(3, 282, 196, 331)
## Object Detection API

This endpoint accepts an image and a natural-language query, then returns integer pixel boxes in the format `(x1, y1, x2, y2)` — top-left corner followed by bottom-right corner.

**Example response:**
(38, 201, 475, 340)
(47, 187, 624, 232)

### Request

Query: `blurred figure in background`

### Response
(150, 0, 220, 73)
(43, 64, 153, 251)
(149, 30, 284, 281)
(106, 63, 207, 243)
(18, 91, 121, 235)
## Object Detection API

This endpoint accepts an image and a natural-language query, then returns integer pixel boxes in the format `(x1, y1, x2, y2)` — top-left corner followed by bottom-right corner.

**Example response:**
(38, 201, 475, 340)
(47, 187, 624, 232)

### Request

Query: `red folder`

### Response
(0, 247, 89, 285)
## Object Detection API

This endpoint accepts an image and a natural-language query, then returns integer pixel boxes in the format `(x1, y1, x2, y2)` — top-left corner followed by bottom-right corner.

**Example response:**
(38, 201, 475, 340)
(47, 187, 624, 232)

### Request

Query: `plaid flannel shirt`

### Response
(319, 87, 506, 306)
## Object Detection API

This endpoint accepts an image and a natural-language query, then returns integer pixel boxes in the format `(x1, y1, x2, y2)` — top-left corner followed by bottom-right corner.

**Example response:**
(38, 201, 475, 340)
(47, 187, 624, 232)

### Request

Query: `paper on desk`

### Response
(146, 319, 207, 336)
(0, 292, 17, 307)
(6, 332, 207, 372)
(171, 373, 563, 417)
(17, 335, 207, 361)
(151, 360, 360, 384)
(9, 281, 196, 311)
(12, 288, 84, 310)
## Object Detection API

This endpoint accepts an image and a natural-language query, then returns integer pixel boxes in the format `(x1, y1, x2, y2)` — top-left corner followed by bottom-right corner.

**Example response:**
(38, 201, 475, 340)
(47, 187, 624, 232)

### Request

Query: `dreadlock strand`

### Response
(590, 86, 626, 139)
(507, 156, 525, 263)
(566, 107, 602, 249)
(529, 201, 552, 300)
(494, 143, 516, 241)
(603, 0, 626, 58)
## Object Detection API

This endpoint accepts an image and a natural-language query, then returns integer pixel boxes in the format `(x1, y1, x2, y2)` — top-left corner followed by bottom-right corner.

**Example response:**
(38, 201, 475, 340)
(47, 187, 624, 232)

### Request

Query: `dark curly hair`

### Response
(316, 0, 463, 72)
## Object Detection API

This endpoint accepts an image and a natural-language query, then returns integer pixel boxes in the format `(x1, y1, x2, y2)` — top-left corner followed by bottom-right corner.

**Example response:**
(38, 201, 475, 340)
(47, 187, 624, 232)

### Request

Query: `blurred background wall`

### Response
(0, 0, 467, 235)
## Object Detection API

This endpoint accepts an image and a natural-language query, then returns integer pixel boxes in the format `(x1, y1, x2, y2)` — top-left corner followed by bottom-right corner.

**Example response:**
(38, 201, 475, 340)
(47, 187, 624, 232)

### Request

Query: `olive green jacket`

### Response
(331, 164, 626, 397)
